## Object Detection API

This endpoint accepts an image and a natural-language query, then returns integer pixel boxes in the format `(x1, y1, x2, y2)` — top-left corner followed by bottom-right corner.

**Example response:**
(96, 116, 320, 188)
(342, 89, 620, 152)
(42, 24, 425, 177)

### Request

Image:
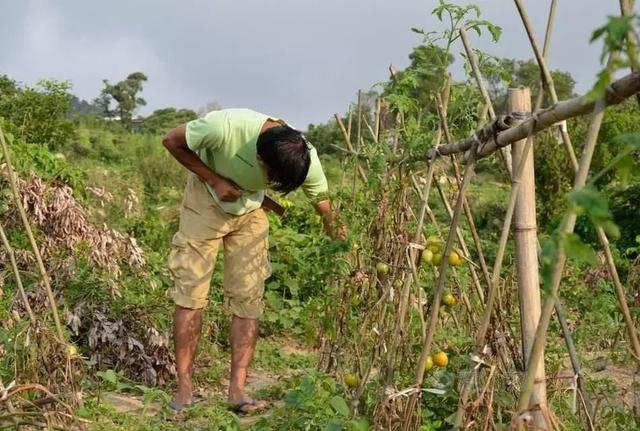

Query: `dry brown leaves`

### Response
(0, 173, 174, 386)
(8, 176, 147, 277)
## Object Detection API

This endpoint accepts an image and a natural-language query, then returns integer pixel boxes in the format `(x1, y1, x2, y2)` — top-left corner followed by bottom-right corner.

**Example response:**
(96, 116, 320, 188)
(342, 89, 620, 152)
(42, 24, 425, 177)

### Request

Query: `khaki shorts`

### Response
(168, 175, 271, 319)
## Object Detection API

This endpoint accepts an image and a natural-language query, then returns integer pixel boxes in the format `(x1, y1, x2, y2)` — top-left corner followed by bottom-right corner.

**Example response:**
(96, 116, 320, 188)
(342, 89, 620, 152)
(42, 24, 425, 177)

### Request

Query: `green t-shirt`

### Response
(186, 108, 328, 215)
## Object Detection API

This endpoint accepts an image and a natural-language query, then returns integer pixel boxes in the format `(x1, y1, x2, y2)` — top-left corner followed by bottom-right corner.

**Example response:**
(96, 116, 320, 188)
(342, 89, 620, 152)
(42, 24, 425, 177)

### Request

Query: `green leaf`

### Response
(568, 185, 612, 224)
(615, 154, 635, 184)
(614, 132, 640, 150)
(97, 369, 118, 385)
(323, 421, 344, 431)
(284, 278, 300, 296)
(539, 236, 559, 290)
(601, 220, 621, 241)
(349, 418, 370, 431)
(329, 395, 351, 417)
(562, 233, 597, 265)
(487, 24, 502, 42)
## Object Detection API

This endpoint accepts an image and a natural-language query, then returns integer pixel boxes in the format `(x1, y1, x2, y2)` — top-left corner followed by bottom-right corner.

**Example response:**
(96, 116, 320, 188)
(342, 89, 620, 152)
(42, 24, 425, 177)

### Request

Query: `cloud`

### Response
(2, 0, 186, 113)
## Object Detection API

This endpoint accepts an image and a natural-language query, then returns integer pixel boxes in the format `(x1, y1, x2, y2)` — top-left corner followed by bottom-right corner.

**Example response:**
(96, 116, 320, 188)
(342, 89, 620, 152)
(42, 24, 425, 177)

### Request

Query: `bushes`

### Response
(0, 75, 75, 149)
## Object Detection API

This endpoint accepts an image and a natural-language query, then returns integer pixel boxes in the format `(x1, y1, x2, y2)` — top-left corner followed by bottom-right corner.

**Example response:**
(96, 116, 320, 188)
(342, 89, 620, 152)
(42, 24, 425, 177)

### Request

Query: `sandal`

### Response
(230, 398, 269, 415)
(168, 396, 202, 413)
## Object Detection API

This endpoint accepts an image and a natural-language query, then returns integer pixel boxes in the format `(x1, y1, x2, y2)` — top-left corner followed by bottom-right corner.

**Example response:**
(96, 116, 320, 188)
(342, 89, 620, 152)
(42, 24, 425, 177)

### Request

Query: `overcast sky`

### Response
(0, 0, 621, 127)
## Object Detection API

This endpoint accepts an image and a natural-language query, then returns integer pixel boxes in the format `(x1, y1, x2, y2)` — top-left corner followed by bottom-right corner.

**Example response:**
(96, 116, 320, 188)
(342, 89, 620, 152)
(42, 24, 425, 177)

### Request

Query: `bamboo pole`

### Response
(514, 96, 607, 427)
(0, 127, 65, 341)
(435, 91, 489, 303)
(0, 223, 36, 324)
(452, 134, 537, 430)
(513, 0, 578, 171)
(533, 2, 596, 422)
(516, 0, 640, 365)
(459, 27, 513, 176)
(334, 114, 367, 182)
(384, 161, 437, 384)
(352, 91, 363, 200)
(453, 4, 593, 423)
(425, 71, 640, 161)
(510, 87, 548, 429)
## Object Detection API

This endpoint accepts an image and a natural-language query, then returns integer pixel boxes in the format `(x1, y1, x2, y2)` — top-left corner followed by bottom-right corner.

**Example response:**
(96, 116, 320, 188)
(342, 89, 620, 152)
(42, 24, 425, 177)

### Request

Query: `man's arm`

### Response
(163, 125, 241, 202)
(314, 199, 346, 240)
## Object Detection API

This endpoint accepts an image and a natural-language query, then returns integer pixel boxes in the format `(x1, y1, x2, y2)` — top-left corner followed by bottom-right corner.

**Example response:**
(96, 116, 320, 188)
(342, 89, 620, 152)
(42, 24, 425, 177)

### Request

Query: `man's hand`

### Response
(314, 200, 347, 240)
(209, 175, 242, 202)
(333, 224, 348, 241)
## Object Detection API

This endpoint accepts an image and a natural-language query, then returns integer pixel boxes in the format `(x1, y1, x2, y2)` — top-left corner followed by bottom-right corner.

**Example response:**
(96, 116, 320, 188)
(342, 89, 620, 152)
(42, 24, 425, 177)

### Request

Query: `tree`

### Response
(99, 72, 148, 128)
(482, 58, 576, 113)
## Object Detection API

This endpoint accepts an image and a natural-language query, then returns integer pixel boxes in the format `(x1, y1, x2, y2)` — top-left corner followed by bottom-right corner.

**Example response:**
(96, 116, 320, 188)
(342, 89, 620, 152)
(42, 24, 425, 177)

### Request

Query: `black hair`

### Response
(256, 125, 311, 194)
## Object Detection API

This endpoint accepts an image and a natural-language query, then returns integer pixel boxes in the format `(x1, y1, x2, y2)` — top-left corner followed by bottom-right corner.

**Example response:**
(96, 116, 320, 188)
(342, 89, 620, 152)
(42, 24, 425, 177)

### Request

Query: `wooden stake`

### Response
(510, 87, 548, 429)
(334, 114, 367, 182)
(513, 0, 578, 171)
(459, 27, 513, 176)
(426, 72, 640, 161)
(515, 96, 607, 427)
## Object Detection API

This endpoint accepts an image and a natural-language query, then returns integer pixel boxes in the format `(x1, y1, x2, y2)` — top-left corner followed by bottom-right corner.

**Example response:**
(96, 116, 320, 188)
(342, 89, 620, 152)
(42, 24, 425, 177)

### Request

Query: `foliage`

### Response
(0, 75, 75, 149)
(305, 119, 345, 155)
(481, 58, 576, 113)
(589, 14, 640, 99)
(253, 373, 369, 431)
(142, 108, 198, 135)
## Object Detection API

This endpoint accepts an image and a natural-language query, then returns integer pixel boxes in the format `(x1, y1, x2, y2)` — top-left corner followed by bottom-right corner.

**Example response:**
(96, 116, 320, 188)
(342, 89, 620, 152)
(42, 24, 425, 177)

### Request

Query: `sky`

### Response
(0, 0, 621, 128)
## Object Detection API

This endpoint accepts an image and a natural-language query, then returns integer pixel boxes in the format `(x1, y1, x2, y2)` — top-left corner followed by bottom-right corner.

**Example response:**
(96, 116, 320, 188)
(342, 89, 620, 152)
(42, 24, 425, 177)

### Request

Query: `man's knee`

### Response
(226, 296, 264, 320)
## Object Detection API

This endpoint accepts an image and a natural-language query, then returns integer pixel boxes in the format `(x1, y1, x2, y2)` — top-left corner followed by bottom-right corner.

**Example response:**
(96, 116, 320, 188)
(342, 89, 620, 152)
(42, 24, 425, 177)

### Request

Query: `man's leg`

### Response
(228, 315, 266, 409)
(173, 305, 203, 405)
(223, 209, 270, 412)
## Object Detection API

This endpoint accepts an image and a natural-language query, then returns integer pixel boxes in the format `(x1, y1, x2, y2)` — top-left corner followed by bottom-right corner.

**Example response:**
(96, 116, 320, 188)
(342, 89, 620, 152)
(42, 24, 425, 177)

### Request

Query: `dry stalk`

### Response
(0, 127, 65, 342)
(401, 150, 478, 431)
(0, 222, 36, 323)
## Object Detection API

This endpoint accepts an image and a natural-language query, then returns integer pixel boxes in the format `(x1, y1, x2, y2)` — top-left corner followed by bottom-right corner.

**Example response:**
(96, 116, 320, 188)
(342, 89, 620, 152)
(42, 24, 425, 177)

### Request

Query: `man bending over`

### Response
(162, 108, 341, 414)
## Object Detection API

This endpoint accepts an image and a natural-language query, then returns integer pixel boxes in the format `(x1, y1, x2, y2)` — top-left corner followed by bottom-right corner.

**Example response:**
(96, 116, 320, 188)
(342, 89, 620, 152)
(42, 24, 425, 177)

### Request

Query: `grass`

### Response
(76, 336, 319, 431)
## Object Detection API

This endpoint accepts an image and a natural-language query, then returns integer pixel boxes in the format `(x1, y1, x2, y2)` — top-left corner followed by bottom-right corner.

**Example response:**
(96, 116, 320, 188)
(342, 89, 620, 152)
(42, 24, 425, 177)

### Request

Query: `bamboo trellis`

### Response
(324, 2, 640, 430)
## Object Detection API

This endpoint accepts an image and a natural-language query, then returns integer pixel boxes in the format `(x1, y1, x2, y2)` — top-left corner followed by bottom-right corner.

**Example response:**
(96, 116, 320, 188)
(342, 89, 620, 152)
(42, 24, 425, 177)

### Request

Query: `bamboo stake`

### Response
(334, 114, 367, 182)
(426, 72, 640, 161)
(514, 96, 607, 426)
(513, 0, 578, 171)
(516, 0, 640, 365)
(433, 177, 485, 305)
(0, 127, 64, 342)
(435, 92, 489, 303)
(384, 161, 436, 384)
(533, 3, 596, 422)
(453, 133, 537, 431)
(353, 91, 363, 200)
(374, 97, 382, 142)
(510, 87, 548, 429)
(402, 153, 478, 430)
(459, 27, 513, 176)
(0, 223, 36, 324)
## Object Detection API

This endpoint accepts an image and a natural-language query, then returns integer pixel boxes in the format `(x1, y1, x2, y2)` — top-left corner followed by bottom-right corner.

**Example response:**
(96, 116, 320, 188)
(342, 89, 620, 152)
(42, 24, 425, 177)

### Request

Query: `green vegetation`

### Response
(1, 2, 640, 430)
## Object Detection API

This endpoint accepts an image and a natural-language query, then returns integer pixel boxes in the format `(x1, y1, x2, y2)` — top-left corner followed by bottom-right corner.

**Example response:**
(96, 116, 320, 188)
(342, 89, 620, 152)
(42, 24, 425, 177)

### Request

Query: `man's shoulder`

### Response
(203, 108, 270, 123)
